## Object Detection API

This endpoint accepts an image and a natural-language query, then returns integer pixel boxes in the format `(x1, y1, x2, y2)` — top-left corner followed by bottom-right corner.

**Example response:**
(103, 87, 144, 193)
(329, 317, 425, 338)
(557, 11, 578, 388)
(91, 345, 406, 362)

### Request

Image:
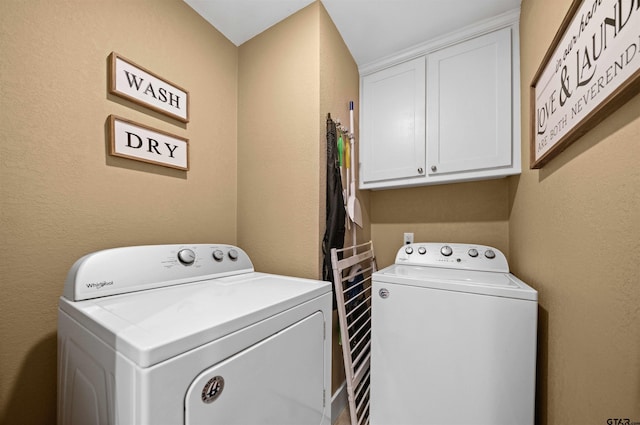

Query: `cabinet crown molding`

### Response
(359, 7, 520, 76)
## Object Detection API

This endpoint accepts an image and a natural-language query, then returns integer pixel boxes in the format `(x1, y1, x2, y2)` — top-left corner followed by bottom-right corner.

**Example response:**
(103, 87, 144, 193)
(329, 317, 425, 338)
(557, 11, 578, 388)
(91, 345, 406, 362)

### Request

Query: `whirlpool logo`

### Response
(607, 419, 640, 425)
(85, 280, 114, 290)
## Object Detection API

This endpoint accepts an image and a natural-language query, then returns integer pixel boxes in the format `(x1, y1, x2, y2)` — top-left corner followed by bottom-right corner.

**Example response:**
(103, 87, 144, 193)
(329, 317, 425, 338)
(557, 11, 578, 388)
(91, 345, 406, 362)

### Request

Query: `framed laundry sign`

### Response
(108, 115, 189, 171)
(109, 52, 190, 123)
(530, 0, 640, 169)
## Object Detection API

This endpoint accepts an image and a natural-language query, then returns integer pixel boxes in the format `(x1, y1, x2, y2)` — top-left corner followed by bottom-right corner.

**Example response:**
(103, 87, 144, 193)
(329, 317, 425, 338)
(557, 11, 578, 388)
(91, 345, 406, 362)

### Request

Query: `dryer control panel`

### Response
(395, 243, 508, 272)
(63, 244, 254, 301)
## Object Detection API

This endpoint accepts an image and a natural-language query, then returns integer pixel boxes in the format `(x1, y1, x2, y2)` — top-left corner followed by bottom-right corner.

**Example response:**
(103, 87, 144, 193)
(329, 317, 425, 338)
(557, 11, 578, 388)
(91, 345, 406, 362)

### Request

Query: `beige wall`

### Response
(370, 179, 510, 267)
(514, 0, 640, 423)
(237, 3, 321, 278)
(0, 1, 238, 423)
(319, 5, 372, 251)
(238, 1, 362, 393)
(237, 2, 365, 277)
(319, 4, 365, 393)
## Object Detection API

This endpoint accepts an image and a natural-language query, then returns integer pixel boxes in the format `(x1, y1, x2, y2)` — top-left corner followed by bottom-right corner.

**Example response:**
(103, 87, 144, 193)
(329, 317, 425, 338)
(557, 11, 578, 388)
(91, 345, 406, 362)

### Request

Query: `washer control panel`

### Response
(395, 243, 508, 272)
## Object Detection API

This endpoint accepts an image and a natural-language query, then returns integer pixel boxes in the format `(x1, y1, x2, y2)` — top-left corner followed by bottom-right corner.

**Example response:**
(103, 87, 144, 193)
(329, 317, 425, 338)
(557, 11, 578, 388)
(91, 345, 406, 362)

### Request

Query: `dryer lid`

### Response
(59, 272, 331, 367)
(374, 265, 537, 301)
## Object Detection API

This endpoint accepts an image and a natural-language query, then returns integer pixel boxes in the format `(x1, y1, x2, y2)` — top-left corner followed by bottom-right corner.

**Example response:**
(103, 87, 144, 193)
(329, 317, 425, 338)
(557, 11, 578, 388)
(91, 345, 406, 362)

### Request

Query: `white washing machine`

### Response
(57, 244, 332, 425)
(370, 243, 537, 425)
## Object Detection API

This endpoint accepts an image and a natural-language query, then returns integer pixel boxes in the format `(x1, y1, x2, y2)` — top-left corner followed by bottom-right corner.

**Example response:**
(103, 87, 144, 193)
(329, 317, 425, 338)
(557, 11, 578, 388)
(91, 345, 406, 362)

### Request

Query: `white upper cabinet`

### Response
(361, 57, 425, 184)
(359, 11, 521, 190)
(426, 27, 512, 176)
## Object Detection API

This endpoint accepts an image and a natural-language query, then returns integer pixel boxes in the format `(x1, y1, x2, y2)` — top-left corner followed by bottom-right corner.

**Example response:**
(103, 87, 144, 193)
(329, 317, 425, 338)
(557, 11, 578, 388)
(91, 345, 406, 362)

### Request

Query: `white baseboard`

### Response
(331, 381, 348, 424)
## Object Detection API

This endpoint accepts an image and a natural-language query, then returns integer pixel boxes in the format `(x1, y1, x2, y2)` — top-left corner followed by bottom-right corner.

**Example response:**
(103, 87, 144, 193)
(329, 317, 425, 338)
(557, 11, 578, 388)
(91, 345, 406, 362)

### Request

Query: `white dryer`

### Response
(371, 243, 537, 425)
(57, 244, 332, 425)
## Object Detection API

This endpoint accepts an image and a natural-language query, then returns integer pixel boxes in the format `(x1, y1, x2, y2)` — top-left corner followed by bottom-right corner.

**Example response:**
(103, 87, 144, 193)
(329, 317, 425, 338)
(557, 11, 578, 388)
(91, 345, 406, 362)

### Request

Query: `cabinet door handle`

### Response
(431, 165, 437, 172)
(418, 167, 424, 174)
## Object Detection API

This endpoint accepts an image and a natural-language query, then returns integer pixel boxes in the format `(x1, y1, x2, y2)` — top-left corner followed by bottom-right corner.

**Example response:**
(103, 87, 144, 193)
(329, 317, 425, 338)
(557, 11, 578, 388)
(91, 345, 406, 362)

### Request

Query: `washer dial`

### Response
(177, 248, 196, 265)
(440, 245, 453, 257)
(212, 249, 224, 262)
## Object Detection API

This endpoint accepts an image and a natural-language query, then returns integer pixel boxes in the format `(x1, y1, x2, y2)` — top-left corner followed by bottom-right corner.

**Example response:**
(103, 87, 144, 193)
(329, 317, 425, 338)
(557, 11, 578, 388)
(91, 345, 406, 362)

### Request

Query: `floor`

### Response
(334, 406, 351, 425)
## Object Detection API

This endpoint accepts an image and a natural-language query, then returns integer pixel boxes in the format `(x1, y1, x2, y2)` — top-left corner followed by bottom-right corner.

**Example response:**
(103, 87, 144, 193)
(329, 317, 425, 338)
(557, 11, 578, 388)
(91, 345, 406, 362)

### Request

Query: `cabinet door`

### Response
(426, 27, 512, 176)
(361, 57, 425, 184)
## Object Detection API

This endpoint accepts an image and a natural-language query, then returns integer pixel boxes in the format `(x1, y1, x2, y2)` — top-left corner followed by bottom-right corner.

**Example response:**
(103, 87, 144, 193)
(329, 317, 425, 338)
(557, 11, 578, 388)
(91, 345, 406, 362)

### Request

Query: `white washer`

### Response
(57, 244, 332, 425)
(371, 243, 537, 425)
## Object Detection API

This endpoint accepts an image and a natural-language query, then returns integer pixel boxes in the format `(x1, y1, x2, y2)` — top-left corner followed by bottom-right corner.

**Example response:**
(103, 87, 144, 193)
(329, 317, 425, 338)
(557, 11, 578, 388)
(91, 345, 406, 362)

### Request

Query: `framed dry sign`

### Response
(109, 52, 190, 123)
(530, 0, 640, 168)
(109, 115, 189, 171)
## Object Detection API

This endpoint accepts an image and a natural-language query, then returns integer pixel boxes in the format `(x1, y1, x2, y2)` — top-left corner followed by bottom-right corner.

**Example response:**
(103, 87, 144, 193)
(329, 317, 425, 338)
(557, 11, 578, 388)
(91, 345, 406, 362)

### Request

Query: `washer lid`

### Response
(374, 265, 537, 301)
(59, 272, 331, 367)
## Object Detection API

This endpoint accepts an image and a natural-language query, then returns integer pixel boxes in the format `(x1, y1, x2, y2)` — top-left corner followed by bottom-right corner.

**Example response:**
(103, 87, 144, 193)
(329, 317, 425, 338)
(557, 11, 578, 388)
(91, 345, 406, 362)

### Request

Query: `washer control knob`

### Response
(485, 249, 496, 259)
(178, 248, 196, 265)
(440, 245, 453, 257)
(228, 249, 239, 261)
(468, 248, 479, 258)
(405, 246, 414, 255)
(212, 249, 224, 262)
(418, 246, 427, 255)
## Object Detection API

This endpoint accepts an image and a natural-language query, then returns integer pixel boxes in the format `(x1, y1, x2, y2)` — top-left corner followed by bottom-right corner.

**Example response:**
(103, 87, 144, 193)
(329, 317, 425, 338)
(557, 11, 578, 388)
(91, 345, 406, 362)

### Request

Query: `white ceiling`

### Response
(183, 0, 521, 67)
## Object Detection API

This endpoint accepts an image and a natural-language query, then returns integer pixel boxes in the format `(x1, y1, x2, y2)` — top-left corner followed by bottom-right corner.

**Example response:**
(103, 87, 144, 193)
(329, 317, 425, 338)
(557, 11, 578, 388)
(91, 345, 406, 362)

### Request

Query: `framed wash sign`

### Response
(109, 52, 190, 123)
(530, 0, 640, 168)
(108, 115, 189, 171)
